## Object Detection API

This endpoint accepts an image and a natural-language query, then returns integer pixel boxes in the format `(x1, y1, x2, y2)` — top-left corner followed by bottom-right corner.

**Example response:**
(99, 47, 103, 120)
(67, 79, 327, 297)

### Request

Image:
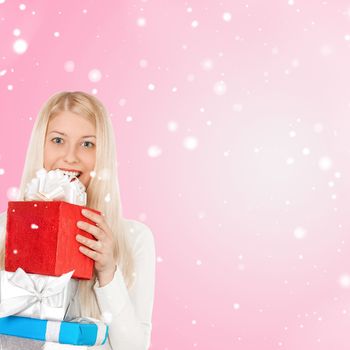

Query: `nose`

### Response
(64, 144, 79, 164)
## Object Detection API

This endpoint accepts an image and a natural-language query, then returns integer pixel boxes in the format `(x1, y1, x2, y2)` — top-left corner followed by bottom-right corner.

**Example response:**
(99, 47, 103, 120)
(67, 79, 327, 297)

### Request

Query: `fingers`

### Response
(76, 234, 103, 253)
(78, 245, 100, 261)
(81, 209, 110, 235)
(77, 220, 104, 240)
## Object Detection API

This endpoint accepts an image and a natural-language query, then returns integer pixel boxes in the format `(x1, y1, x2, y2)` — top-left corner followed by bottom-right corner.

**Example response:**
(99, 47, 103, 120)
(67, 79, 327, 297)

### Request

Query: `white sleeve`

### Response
(93, 223, 156, 350)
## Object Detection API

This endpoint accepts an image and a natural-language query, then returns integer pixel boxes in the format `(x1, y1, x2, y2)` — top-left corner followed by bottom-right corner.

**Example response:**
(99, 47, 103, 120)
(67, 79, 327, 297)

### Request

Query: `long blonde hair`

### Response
(0, 91, 134, 318)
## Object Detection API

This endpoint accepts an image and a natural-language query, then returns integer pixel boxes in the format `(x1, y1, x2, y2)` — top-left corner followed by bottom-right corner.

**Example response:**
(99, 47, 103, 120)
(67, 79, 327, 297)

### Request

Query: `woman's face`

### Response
(44, 111, 96, 188)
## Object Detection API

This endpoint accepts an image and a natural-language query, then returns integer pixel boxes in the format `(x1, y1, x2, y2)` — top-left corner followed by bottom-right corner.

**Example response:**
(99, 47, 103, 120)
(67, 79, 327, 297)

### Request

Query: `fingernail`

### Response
(82, 209, 87, 215)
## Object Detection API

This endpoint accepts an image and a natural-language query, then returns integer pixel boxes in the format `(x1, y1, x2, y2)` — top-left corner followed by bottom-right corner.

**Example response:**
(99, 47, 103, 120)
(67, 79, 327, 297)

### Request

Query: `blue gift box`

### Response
(0, 315, 108, 346)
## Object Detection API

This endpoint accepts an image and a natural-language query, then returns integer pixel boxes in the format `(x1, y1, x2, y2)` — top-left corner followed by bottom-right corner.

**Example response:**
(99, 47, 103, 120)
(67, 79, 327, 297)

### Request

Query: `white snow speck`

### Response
(156, 256, 163, 263)
(148, 83, 155, 91)
(196, 259, 202, 266)
(0, 168, 4, 175)
(233, 303, 240, 310)
(289, 130, 296, 137)
(19, 3, 26, 10)
(126, 116, 133, 122)
(345, 34, 350, 41)
(191, 320, 197, 325)
(104, 193, 111, 202)
(13, 28, 21, 37)
(53, 31, 60, 37)
(0, 0, 6, 4)
(222, 12, 232, 22)
(167, 121, 178, 132)
(288, 0, 294, 5)
(183, 136, 198, 150)
(139, 59, 148, 68)
(137, 17, 146, 27)
(286, 157, 294, 165)
(148, 145, 162, 158)
(294, 226, 306, 239)
(13, 249, 18, 254)
(13, 39, 28, 54)
(302, 147, 310, 155)
(334, 172, 341, 179)
(191, 20, 199, 28)
(64, 60, 75, 72)
(90, 171, 96, 178)
(88, 69, 102, 82)
(0, 69, 6, 77)
(7, 85, 13, 91)
(187, 73, 195, 82)
(101, 312, 113, 324)
(186, 7, 192, 13)
(200, 58, 213, 71)
(339, 274, 350, 288)
(31, 224, 39, 229)
(318, 156, 332, 171)
(213, 80, 227, 95)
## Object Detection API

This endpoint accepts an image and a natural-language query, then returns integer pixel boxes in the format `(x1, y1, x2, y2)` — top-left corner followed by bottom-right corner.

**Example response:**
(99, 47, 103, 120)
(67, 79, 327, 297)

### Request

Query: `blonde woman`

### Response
(0, 91, 156, 350)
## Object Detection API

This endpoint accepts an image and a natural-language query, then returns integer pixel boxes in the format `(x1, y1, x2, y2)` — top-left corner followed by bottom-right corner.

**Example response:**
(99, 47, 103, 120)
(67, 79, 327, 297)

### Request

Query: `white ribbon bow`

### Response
(0, 268, 74, 318)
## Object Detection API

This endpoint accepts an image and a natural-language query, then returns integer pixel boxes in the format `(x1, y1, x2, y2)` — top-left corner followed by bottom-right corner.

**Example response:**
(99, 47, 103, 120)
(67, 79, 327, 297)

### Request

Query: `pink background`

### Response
(1, 0, 350, 349)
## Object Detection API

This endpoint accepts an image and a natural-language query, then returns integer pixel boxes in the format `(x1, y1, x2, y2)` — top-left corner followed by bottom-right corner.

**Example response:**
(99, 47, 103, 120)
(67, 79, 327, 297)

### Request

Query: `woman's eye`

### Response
(82, 141, 95, 148)
(52, 137, 63, 144)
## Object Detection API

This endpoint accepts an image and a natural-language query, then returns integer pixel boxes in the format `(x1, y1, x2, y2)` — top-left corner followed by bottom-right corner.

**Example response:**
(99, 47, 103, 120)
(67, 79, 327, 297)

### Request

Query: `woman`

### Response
(0, 91, 156, 350)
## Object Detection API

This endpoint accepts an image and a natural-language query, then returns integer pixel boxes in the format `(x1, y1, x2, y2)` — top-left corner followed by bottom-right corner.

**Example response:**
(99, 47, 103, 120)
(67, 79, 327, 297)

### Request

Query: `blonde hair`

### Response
(0, 91, 134, 318)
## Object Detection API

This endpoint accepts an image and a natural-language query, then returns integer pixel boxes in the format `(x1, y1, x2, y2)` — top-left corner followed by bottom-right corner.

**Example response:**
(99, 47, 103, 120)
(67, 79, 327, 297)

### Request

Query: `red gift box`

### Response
(5, 201, 100, 280)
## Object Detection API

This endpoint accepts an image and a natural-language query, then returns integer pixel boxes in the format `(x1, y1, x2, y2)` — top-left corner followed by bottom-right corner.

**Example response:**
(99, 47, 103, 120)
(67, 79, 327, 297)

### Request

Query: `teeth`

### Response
(59, 170, 80, 178)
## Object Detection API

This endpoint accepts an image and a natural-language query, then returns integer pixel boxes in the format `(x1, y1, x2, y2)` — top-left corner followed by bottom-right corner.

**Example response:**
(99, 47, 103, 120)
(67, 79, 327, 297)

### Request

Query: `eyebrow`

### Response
(48, 131, 96, 138)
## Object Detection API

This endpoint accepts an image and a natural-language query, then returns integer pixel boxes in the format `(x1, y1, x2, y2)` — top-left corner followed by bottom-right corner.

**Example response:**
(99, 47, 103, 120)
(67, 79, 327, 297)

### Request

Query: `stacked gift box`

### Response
(0, 169, 108, 346)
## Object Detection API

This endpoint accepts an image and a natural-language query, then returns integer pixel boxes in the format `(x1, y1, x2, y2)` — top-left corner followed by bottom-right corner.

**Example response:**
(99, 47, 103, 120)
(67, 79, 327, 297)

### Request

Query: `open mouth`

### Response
(58, 169, 82, 179)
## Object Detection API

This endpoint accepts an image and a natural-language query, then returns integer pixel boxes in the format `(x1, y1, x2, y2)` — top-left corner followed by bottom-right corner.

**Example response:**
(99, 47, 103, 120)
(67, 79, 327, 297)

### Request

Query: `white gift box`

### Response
(0, 268, 78, 321)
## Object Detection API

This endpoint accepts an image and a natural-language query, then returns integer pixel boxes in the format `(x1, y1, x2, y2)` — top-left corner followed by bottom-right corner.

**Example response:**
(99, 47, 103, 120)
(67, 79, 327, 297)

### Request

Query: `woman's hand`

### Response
(76, 209, 117, 287)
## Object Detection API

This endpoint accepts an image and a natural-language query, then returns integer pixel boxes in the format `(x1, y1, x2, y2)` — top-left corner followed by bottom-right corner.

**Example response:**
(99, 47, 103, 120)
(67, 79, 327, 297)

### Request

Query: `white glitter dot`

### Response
(167, 121, 178, 132)
(191, 320, 197, 325)
(328, 181, 334, 187)
(183, 136, 198, 150)
(233, 303, 240, 310)
(0, 0, 6, 4)
(289, 130, 296, 137)
(213, 81, 227, 95)
(7, 85, 13, 91)
(53, 31, 60, 37)
(148, 83, 155, 91)
(339, 274, 350, 288)
(288, 0, 294, 5)
(91, 88, 98, 94)
(334, 172, 341, 178)
(302, 147, 310, 155)
(88, 69, 102, 82)
(31, 224, 39, 229)
(0, 168, 4, 175)
(104, 193, 111, 202)
(187, 7, 192, 13)
(13, 249, 18, 254)
(294, 226, 306, 239)
(13, 39, 28, 54)
(196, 259, 202, 266)
(0, 69, 7, 77)
(64, 60, 75, 72)
(126, 116, 133, 122)
(13, 28, 21, 37)
(187, 73, 195, 82)
(222, 12, 232, 22)
(139, 59, 148, 68)
(191, 20, 199, 28)
(98, 168, 110, 181)
(90, 171, 96, 178)
(148, 145, 162, 158)
(318, 156, 332, 171)
(137, 17, 146, 27)
(345, 34, 350, 41)
(156, 256, 163, 263)
(19, 3, 26, 10)
(200, 58, 213, 71)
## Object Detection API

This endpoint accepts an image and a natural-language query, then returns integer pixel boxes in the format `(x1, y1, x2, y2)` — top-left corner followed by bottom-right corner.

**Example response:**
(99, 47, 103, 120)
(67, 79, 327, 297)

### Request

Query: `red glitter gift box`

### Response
(5, 201, 99, 280)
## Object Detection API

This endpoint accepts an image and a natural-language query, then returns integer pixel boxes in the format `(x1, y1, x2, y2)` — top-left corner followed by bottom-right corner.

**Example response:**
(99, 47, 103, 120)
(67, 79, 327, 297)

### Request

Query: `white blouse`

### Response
(0, 212, 156, 350)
